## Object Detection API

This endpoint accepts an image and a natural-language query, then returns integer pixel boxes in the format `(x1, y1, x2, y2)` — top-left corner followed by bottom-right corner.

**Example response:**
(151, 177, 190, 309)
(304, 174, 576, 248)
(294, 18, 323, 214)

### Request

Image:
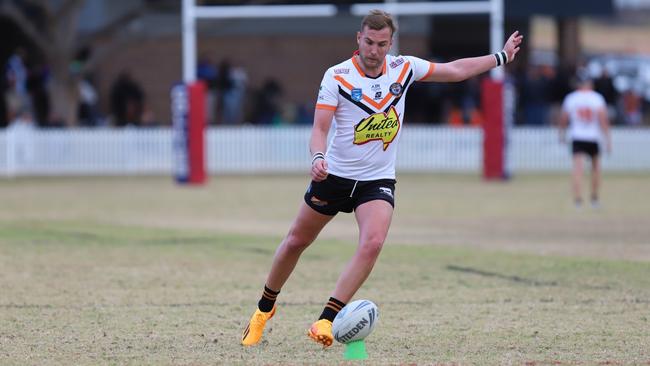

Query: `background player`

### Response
(559, 73, 612, 208)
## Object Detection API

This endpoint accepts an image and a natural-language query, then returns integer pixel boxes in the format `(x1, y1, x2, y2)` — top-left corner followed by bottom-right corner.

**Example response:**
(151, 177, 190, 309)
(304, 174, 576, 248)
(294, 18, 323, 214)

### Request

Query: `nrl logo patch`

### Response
(351, 88, 363, 102)
(353, 106, 401, 151)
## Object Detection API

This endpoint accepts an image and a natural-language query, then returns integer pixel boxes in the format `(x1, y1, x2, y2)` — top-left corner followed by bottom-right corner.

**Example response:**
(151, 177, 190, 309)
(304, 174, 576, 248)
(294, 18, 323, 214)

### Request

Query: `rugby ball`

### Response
(332, 299, 379, 343)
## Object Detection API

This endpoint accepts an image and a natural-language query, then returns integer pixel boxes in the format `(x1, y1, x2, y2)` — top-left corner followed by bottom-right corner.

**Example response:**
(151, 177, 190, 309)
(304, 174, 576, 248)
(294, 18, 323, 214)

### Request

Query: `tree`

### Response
(0, 0, 143, 126)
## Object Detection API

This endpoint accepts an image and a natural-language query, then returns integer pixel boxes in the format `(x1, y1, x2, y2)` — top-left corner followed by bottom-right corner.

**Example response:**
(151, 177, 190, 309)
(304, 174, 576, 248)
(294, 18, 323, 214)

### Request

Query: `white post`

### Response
(490, 0, 504, 80)
(385, 0, 399, 55)
(182, 0, 197, 83)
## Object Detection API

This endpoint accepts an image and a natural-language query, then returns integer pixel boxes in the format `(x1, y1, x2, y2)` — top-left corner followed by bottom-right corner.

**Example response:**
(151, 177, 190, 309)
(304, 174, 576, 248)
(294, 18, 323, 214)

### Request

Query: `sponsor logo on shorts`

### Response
(310, 196, 328, 206)
(351, 88, 363, 102)
(379, 187, 393, 198)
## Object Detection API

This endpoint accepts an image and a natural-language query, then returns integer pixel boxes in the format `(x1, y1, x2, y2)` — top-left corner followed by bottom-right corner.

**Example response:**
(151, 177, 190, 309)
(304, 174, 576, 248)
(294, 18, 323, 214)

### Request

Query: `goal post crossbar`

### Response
(182, 0, 504, 82)
(193, 4, 338, 19)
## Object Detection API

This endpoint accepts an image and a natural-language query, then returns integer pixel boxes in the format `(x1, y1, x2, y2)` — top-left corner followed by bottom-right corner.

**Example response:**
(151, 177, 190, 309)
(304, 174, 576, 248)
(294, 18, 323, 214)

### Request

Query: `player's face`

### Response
(356, 26, 392, 71)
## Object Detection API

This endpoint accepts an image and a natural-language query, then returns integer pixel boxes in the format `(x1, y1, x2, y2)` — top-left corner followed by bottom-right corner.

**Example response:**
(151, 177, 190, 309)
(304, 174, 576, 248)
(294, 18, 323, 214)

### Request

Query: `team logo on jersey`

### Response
(351, 88, 363, 102)
(353, 106, 400, 151)
(389, 82, 403, 96)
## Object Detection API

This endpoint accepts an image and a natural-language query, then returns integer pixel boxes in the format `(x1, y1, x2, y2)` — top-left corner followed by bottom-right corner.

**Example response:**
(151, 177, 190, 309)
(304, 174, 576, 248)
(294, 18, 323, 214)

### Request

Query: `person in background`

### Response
(559, 73, 612, 208)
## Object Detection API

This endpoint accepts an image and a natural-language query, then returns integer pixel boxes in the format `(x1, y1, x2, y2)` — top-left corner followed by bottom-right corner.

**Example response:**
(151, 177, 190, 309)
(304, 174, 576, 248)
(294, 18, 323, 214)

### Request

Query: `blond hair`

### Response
(361, 10, 397, 36)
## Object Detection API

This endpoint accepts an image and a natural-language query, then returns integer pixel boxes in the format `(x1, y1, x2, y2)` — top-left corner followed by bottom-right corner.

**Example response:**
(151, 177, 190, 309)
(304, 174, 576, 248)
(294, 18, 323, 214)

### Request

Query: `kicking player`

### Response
(242, 9, 523, 347)
(559, 73, 612, 208)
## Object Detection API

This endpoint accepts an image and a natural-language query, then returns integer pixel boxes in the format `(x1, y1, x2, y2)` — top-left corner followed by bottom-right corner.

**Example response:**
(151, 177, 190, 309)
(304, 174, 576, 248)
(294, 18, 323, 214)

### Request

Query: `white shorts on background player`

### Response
(316, 54, 435, 181)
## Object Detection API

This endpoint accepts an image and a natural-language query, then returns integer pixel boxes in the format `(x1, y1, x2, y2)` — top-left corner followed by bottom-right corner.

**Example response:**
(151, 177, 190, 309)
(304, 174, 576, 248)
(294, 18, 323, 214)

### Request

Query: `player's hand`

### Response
(503, 31, 523, 64)
(311, 158, 328, 182)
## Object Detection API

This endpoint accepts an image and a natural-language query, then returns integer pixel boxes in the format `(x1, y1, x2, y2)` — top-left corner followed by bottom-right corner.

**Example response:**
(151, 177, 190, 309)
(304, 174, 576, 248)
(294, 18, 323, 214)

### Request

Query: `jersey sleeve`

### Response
(315, 68, 338, 111)
(405, 55, 436, 82)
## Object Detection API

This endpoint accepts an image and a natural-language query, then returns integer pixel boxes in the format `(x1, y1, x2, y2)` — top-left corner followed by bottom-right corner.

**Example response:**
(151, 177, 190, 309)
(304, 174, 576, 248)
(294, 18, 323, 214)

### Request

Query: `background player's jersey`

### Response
(316, 54, 435, 181)
(562, 90, 606, 142)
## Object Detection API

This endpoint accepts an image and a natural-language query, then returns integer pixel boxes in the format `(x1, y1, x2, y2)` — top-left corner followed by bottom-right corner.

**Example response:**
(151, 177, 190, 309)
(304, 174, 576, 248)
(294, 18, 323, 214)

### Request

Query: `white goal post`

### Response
(181, 0, 505, 82)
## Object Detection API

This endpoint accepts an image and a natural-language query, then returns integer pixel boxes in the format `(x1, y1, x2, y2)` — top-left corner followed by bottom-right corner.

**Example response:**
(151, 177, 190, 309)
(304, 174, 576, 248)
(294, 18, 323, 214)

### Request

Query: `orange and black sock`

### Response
(258, 285, 279, 312)
(318, 297, 346, 322)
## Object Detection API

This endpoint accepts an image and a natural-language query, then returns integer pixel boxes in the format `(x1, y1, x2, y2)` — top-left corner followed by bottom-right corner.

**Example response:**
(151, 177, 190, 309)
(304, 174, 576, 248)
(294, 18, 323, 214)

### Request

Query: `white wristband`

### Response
(494, 51, 508, 67)
(311, 152, 325, 165)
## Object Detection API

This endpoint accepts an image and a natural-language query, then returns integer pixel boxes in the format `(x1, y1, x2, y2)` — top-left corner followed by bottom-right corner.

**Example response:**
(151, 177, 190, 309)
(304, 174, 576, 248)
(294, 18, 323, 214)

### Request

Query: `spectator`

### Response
(593, 68, 618, 123)
(5, 48, 33, 122)
(197, 55, 218, 124)
(0, 61, 8, 128)
(214, 60, 234, 124)
(26, 62, 50, 127)
(250, 79, 283, 125)
(620, 89, 642, 126)
(110, 71, 145, 126)
(521, 65, 553, 125)
(221, 61, 248, 125)
(78, 76, 100, 126)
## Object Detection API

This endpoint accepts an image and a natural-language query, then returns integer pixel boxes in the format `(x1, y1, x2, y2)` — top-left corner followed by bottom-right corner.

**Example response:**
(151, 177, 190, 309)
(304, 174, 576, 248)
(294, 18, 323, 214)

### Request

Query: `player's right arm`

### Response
(309, 108, 334, 182)
(559, 95, 571, 144)
(559, 109, 569, 144)
(310, 68, 338, 182)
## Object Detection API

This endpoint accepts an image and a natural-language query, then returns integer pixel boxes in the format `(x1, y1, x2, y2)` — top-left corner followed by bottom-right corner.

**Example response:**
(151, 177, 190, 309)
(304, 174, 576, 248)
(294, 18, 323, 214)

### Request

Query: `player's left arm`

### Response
(421, 31, 523, 83)
(598, 106, 612, 154)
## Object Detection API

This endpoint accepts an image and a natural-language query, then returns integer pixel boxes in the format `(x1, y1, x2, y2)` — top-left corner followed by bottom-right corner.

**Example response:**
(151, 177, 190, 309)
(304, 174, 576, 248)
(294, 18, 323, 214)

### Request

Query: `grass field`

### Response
(1, 174, 649, 365)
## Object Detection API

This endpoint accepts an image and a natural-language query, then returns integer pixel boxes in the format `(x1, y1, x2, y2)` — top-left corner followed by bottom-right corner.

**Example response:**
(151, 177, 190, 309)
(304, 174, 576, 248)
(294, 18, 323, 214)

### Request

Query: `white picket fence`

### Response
(0, 126, 648, 177)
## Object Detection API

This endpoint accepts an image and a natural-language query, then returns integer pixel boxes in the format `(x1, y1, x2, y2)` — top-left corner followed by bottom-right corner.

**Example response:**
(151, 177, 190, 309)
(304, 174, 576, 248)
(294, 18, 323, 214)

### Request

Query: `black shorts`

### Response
(304, 174, 396, 216)
(572, 140, 599, 158)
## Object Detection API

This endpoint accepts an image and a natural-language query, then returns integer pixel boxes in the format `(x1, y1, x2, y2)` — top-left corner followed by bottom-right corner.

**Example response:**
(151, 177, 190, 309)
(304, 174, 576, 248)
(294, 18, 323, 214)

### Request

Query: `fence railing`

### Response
(1, 126, 648, 177)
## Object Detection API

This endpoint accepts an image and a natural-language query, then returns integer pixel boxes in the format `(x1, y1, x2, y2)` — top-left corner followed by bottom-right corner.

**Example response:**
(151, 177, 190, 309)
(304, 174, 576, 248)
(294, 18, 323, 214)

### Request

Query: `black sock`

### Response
(257, 285, 279, 312)
(318, 297, 346, 322)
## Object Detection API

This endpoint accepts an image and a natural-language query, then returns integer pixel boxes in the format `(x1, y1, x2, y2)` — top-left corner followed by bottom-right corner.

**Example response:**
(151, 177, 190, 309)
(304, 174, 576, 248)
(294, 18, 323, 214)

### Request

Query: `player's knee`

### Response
(358, 236, 385, 260)
(283, 230, 312, 252)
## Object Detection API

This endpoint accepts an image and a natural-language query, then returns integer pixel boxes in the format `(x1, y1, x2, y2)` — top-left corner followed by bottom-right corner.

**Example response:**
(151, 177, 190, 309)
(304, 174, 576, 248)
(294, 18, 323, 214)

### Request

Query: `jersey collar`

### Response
(352, 50, 386, 78)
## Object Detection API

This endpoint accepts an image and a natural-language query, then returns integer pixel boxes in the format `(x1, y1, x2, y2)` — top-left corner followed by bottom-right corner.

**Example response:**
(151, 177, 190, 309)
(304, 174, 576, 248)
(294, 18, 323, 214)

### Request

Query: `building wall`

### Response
(95, 34, 429, 125)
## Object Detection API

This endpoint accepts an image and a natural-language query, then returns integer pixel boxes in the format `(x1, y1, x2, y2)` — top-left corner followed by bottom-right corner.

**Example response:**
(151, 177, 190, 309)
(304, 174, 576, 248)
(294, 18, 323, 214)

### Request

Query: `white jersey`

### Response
(316, 53, 435, 181)
(562, 89, 606, 142)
